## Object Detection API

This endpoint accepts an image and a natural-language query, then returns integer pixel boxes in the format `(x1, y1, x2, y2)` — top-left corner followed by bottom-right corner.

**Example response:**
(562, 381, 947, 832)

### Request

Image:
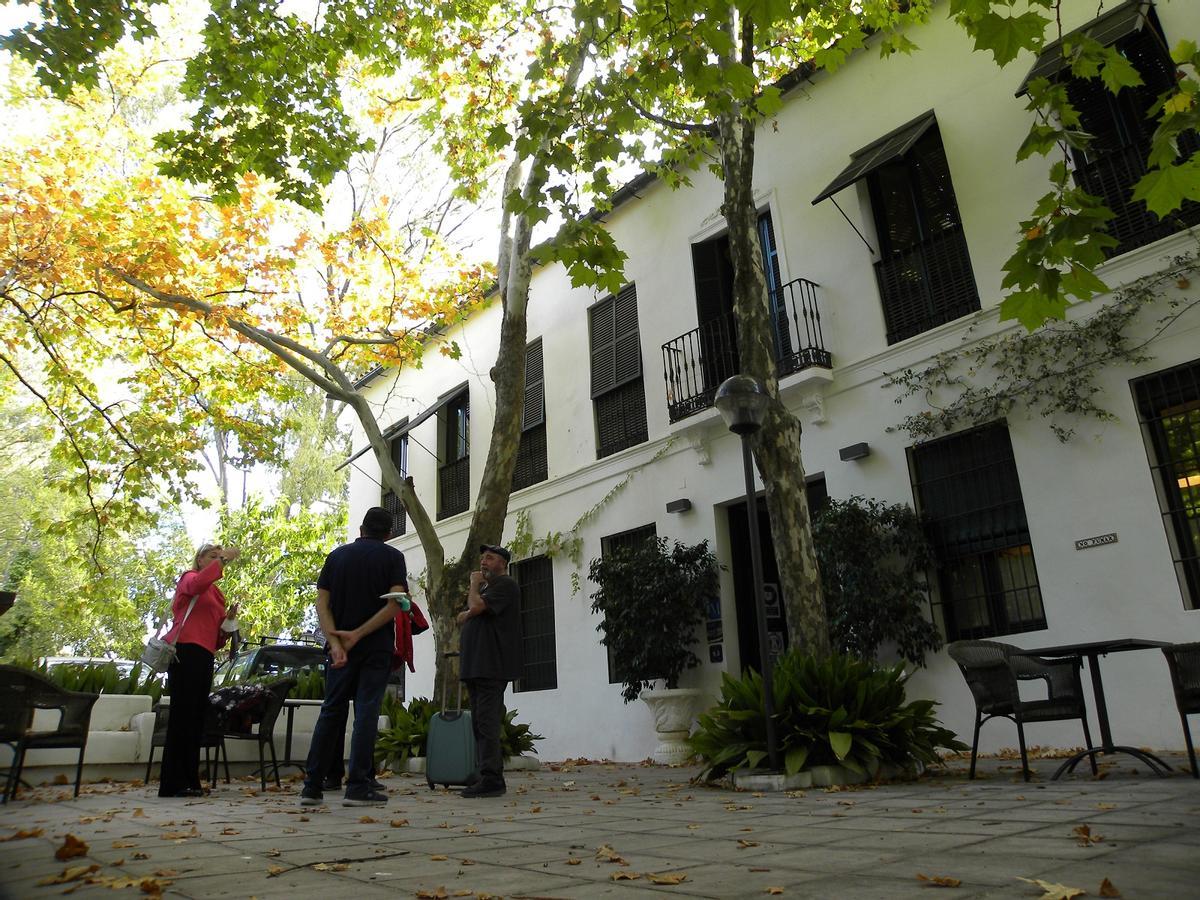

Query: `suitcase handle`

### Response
(440, 653, 464, 713)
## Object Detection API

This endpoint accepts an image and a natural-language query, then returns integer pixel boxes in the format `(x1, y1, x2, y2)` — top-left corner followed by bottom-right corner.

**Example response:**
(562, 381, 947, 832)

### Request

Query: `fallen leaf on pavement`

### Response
(648, 872, 688, 884)
(390, 819, 409, 827)
(566, 858, 582, 865)
(38, 864, 99, 885)
(112, 840, 137, 849)
(611, 871, 641, 881)
(266, 866, 287, 876)
(312, 862, 349, 872)
(267, 849, 281, 857)
(221, 827, 240, 835)
(132, 808, 146, 818)
(737, 839, 760, 848)
(55, 834, 89, 860)
(430, 854, 449, 861)
(1017, 877, 1086, 899)
(917, 873, 962, 887)
(766, 888, 785, 895)
(1073, 824, 1104, 846)
(0, 828, 44, 841)
(359, 816, 377, 824)
(1098, 878, 1121, 897)
(131, 852, 150, 860)
(462, 825, 478, 833)
(687, 823, 701, 830)
(415, 888, 448, 899)
(1096, 803, 1117, 811)
(595, 844, 629, 865)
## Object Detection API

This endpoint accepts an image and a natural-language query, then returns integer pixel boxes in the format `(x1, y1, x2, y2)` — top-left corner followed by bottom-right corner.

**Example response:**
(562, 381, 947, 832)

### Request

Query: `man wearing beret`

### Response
(457, 544, 522, 798)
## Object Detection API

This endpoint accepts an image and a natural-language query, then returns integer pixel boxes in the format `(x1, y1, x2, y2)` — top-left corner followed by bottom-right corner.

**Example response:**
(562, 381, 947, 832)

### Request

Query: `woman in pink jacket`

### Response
(158, 543, 240, 798)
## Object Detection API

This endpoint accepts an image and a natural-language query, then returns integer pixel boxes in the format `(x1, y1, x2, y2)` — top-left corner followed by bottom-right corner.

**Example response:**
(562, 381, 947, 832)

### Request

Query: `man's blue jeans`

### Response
(304, 648, 390, 795)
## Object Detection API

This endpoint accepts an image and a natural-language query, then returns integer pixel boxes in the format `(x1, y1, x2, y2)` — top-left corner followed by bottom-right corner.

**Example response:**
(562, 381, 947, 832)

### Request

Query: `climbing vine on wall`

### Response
(885, 250, 1200, 443)
(507, 440, 676, 594)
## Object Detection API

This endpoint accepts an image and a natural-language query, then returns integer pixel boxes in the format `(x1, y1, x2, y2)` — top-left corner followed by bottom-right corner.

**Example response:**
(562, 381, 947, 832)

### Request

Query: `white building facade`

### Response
(346, 0, 1200, 762)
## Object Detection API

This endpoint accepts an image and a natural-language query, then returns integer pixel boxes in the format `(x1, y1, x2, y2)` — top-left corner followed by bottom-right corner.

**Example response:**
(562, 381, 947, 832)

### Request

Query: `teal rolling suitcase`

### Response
(426, 654, 476, 790)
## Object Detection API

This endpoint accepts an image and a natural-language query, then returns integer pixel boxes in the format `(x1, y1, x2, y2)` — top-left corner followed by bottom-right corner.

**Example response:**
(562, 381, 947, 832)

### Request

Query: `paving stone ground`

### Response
(2, 753, 1198, 899)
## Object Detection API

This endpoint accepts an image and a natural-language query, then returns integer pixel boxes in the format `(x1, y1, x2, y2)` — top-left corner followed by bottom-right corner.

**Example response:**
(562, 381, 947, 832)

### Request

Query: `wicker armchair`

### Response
(947, 640, 1095, 782)
(0, 665, 99, 802)
(1162, 642, 1200, 778)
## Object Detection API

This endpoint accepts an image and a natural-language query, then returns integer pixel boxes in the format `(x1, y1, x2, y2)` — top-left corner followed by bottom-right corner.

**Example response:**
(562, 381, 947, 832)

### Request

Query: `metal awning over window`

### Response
(811, 110, 937, 205)
(335, 389, 453, 471)
(1015, 0, 1152, 96)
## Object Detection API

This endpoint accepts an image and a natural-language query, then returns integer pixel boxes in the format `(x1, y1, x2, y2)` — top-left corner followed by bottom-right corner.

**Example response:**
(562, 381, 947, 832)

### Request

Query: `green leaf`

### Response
(971, 11, 1048, 67)
(1171, 39, 1198, 65)
(745, 749, 768, 769)
(784, 745, 809, 777)
(1098, 46, 1143, 94)
(828, 730, 853, 760)
(1132, 161, 1200, 219)
(999, 289, 1069, 331)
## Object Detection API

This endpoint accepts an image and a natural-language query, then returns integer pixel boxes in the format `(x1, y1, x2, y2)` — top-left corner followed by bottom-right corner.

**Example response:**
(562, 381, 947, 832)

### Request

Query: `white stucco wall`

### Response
(347, 2, 1200, 762)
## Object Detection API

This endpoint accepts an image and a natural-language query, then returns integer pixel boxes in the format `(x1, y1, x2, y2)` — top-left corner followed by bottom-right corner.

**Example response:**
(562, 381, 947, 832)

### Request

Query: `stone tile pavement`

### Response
(1, 754, 1198, 899)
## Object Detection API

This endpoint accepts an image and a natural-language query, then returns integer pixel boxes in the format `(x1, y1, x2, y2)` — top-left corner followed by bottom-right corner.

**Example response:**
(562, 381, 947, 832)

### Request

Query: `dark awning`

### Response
(1015, 0, 1151, 96)
(811, 110, 937, 205)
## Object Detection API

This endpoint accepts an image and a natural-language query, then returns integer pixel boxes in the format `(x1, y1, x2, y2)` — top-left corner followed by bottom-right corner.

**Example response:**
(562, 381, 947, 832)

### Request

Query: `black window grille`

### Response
(438, 390, 470, 519)
(908, 422, 1046, 641)
(1063, 8, 1200, 258)
(511, 555, 557, 692)
(591, 286, 648, 458)
(599, 524, 657, 684)
(868, 124, 980, 344)
(1132, 359, 1200, 609)
(379, 429, 408, 536)
(514, 340, 548, 491)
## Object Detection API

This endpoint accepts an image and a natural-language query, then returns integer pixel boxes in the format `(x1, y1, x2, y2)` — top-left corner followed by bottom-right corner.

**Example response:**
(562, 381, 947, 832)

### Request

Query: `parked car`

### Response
(213, 640, 327, 687)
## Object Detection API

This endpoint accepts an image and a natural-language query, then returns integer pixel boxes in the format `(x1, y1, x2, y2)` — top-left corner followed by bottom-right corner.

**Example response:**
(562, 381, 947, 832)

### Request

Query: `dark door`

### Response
(726, 497, 788, 675)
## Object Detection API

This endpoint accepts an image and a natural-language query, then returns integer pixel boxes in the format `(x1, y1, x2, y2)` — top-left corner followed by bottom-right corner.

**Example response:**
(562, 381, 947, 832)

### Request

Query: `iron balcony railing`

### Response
(661, 276, 831, 424)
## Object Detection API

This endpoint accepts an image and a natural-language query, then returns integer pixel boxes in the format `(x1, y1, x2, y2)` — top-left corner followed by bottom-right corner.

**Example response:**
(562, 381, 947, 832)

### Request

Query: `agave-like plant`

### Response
(690, 650, 966, 781)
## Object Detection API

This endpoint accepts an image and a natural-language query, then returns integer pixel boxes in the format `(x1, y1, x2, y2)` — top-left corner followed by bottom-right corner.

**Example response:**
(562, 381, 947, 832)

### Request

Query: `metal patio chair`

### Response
(214, 677, 296, 790)
(947, 640, 1096, 782)
(144, 702, 227, 788)
(0, 664, 99, 801)
(1162, 642, 1200, 778)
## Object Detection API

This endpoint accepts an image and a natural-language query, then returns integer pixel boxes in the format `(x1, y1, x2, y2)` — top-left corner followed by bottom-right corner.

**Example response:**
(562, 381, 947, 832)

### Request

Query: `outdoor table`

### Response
(280, 698, 324, 773)
(1013, 638, 1172, 779)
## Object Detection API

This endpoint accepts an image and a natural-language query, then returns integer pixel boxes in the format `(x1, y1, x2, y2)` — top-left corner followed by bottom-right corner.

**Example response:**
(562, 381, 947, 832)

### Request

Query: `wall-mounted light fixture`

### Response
(838, 442, 871, 461)
(665, 498, 693, 514)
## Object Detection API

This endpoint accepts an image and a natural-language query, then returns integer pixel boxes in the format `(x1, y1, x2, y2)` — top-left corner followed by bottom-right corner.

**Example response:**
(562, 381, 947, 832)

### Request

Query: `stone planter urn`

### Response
(641, 687, 702, 765)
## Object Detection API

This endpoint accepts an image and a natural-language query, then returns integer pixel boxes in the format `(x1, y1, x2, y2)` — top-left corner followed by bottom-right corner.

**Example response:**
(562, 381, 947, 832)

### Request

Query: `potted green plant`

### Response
(588, 537, 719, 763)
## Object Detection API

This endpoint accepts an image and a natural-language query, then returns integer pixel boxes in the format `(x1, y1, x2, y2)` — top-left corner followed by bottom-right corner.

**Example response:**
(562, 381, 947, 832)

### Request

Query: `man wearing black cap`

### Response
(457, 544, 522, 798)
(300, 506, 408, 807)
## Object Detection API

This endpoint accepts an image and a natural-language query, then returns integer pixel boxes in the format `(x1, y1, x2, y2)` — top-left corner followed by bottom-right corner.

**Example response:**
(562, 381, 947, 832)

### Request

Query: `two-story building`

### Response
(345, 0, 1200, 762)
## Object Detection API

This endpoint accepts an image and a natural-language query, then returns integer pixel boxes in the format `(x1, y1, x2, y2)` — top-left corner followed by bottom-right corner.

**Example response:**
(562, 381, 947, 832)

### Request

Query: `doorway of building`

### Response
(726, 497, 788, 676)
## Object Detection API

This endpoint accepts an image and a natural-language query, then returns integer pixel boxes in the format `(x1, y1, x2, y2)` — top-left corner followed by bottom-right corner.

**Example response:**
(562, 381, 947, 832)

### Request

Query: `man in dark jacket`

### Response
(457, 544, 522, 798)
(300, 507, 407, 807)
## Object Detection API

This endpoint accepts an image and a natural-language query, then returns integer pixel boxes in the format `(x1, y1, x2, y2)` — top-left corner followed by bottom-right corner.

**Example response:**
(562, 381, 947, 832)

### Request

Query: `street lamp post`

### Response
(714, 374, 781, 773)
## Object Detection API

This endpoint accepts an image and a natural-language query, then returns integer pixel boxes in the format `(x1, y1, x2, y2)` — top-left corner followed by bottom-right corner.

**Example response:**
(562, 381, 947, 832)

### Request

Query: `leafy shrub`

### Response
(373, 696, 543, 764)
(588, 538, 719, 702)
(35, 660, 164, 703)
(689, 650, 966, 781)
(289, 667, 325, 700)
(813, 496, 941, 665)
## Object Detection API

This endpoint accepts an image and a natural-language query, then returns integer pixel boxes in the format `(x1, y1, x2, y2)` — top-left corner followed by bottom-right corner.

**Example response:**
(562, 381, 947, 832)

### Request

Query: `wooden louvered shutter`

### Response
(522, 339, 544, 430)
(589, 297, 616, 398)
(612, 284, 641, 388)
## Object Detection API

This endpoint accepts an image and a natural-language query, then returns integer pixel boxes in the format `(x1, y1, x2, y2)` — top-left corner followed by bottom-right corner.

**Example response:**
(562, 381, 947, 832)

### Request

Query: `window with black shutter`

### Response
(812, 112, 979, 344)
(599, 524, 657, 683)
(438, 389, 470, 519)
(380, 424, 408, 536)
(590, 286, 648, 458)
(511, 555, 557, 692)
(1018, 2, 1200, 258)
(867, 123, 980, 344)
(1132, 359, 1200, 609)
(513, 340, 548, 492)
(908, 422, 1046, 641)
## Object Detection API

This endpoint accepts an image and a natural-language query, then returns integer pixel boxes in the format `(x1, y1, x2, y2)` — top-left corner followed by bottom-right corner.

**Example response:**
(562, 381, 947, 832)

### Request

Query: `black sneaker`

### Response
(299, 787, 324, 807)
(321, 776, 342, 792)
(342, 790, 388, 806)
(460, 781, 505, 798)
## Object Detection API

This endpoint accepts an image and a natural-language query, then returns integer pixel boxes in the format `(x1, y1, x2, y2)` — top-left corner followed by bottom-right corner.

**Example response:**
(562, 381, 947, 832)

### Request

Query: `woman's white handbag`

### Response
(141, 594, 199, 674)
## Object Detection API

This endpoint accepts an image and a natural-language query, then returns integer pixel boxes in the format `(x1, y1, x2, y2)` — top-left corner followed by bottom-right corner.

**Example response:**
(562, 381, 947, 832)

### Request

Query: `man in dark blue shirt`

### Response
(458, 544, 522, 798)
(301, 507, 407, 807)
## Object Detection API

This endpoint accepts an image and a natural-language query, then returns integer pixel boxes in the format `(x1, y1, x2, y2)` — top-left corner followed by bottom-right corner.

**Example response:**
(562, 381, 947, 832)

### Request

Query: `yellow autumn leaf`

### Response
(648, 872, 688, 885)
(610, 871, 641, 881)
(1164, 93, 1194, 115)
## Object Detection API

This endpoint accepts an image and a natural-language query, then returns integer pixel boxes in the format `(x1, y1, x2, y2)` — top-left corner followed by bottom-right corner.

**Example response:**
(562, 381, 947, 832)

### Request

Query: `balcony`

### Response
(661, 276, 831, 424)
